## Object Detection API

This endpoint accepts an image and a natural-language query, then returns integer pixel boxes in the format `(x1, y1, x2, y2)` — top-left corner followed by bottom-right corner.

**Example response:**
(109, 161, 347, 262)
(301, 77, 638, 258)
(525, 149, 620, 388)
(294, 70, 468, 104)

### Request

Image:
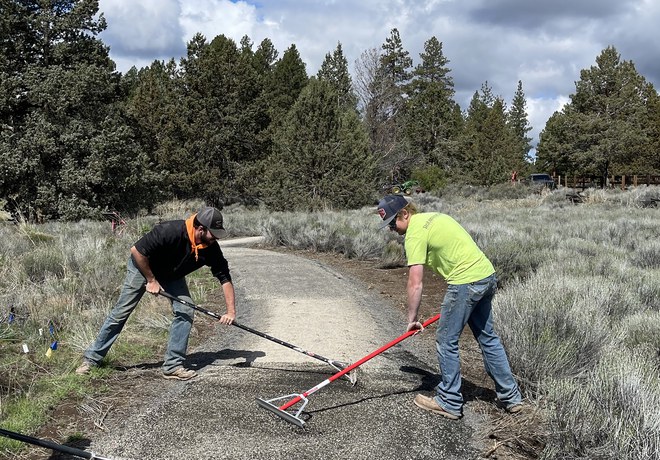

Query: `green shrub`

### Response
(411, 164, 447, 192)
(21, 246, 65, 281)
(543, 349, 660, 460)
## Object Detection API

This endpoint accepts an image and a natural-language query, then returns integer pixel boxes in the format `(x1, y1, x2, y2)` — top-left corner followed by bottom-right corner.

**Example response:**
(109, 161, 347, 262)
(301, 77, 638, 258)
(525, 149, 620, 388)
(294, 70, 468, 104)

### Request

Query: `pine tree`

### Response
(363, 28, 413, 182)
(507, 80, 533, 166)
(537, 46, 656, 183)
(317, 42, 357, 111)
(403, 36, 460, 168)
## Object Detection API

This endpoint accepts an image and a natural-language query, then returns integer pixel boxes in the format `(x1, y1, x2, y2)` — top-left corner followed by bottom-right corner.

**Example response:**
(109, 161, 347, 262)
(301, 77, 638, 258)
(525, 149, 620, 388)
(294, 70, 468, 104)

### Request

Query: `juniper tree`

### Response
(460, 82, 518, 185)
(317, 42, 357, 111)
(0, 0, 156, 219)
(265, 78, 375, 210)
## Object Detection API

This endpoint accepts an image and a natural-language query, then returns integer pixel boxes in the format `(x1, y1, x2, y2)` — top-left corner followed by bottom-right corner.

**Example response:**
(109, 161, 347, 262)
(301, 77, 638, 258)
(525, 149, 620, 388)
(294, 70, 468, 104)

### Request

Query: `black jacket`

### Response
(132, 220, 231, 284)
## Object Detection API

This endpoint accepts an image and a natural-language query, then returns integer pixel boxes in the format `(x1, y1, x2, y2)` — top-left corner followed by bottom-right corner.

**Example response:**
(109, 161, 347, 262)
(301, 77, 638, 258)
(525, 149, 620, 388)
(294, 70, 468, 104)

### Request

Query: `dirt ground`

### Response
(8, 247, 543, 460)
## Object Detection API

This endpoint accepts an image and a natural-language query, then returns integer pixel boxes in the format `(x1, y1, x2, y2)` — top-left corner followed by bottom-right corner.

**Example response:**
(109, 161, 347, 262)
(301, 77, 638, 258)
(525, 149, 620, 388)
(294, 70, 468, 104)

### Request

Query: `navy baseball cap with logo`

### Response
(197, 207, 227, 239)
(377, 195, 408, 229)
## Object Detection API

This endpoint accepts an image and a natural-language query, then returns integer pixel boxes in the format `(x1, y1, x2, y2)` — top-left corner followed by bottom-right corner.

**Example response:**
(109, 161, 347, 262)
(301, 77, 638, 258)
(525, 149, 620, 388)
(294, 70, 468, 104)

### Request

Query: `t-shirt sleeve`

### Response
(404, 233, 427, 266)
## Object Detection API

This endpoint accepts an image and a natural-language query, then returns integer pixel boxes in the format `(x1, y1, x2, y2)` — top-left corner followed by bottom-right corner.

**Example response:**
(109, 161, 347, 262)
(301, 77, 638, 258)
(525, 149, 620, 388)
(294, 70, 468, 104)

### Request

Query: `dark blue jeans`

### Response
(84, 257, 195, 373)
(435, 274, 521, 415)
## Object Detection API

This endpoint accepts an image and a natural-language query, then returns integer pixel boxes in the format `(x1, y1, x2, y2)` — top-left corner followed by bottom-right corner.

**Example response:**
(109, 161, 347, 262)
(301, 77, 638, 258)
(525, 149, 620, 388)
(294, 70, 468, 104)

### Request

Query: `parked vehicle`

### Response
(381, 180, 424, 195)
(529, 173, 556, 189)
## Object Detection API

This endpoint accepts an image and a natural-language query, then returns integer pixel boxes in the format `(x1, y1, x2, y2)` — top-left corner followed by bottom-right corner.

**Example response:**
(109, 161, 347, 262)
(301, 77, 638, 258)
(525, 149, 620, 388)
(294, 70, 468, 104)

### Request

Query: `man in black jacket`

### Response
(76, 207, 236, 380)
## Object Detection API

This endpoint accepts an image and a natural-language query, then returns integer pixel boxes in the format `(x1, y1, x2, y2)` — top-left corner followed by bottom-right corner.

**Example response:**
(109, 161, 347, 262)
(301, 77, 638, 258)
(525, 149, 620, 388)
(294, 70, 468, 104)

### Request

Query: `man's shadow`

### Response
(117, 348, 266, 372)
(185, 348, 266, 370)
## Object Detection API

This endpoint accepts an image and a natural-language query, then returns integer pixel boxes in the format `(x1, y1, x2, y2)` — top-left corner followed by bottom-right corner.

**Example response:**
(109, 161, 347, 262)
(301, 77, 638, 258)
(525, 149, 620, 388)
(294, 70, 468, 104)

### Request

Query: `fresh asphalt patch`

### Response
(91, 363, 481, 460)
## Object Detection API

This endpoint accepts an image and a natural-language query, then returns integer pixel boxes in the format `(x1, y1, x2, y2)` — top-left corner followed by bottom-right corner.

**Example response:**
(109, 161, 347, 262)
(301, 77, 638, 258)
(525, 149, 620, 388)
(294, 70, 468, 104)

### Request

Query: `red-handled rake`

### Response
(256, 314, 440, 427)
(159, 290, 357, 384)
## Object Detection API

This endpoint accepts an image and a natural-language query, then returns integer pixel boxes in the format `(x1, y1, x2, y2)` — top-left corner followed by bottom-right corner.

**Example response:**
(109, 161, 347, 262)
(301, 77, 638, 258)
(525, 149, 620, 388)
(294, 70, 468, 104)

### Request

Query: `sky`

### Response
(96, 0, 660, 148)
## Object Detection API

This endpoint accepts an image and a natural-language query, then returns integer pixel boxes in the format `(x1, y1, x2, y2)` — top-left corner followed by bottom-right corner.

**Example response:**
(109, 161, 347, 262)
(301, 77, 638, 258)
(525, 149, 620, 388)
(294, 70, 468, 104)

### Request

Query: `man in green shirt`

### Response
(377, 195, 522, 419)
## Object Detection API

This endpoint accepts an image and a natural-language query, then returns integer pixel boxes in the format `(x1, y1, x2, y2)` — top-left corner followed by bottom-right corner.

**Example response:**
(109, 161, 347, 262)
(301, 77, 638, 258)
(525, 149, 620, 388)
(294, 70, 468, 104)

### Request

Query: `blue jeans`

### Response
(434, 274, 521, 416)
(84, 257, 196, 373)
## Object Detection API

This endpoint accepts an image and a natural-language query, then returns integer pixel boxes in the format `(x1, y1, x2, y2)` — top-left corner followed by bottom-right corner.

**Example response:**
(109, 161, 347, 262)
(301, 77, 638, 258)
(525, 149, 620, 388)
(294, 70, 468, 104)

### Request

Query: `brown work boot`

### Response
(413, 394, 461, 420)
(162, 367, 198, 381)
(75, 360, 96, 375)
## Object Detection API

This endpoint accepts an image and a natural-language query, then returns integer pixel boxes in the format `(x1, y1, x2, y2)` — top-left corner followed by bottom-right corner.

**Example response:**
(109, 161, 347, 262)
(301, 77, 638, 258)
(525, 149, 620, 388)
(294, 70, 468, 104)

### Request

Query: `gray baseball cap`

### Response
(197, 207, 227, 239)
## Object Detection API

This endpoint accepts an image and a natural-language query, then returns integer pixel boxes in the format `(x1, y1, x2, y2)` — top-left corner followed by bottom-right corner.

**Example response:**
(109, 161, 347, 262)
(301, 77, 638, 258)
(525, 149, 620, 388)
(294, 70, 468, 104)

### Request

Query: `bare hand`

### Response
(219, 313, 235, 325)
(407, 321, 424, 334)
(146, 280, 162, 295)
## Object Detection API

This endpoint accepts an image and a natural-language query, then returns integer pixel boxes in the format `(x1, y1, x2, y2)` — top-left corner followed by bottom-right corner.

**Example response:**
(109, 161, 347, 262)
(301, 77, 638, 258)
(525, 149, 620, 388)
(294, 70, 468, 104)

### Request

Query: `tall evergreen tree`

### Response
(364, 28, 413, 182)
(124, 59, 184, 200)
(459, 82, 518, 185)
(265, 44, 308, 129)
(0, 0, 156, 220)
(317, 42, 357, 111)
(174, 33, 269, 204)
(264, 78, 375, 210)
(253, 38, 278, 76)
(507, 80, 533, 167)
(403, 36, 460, 167)
(537, 46, 656, 183)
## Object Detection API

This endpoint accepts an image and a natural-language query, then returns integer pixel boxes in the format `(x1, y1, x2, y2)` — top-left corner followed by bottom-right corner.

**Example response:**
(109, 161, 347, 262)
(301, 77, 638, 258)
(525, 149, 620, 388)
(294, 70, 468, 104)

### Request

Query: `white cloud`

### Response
(528, 95, 570, 146)
(179, 0, 263, 45)
(99, 0, 184, 58)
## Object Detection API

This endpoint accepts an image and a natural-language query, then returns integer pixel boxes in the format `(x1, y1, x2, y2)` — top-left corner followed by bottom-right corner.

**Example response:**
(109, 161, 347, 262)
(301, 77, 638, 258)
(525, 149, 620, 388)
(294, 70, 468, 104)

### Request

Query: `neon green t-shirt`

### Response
(404, 213, 494, 284)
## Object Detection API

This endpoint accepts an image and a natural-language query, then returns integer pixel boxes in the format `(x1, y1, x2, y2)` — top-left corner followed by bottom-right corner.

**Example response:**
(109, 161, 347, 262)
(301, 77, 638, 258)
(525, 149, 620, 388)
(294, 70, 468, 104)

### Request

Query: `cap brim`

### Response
(379, 215, 396, 229)
(209, 228, 227, 239)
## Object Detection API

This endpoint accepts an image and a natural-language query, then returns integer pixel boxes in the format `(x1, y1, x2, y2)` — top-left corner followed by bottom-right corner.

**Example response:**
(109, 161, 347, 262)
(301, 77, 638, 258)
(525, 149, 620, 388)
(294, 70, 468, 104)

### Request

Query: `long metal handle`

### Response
(0, 427, 110, 459)
(158, 290, 348, 370)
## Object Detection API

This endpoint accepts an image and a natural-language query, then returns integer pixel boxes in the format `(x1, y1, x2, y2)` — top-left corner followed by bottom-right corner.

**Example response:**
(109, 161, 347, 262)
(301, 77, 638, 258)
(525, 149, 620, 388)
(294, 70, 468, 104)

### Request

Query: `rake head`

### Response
(256, 395, 307, 428)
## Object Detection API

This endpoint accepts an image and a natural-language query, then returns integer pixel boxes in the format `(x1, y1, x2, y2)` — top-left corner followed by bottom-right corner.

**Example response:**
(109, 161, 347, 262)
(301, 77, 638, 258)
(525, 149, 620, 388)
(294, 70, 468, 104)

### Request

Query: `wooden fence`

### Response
(554, 175, 660, 190)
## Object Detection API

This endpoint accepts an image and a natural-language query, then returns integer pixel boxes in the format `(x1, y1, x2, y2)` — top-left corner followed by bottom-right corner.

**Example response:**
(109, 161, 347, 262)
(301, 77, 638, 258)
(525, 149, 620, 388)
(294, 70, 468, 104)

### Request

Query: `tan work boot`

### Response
(413, 394, 461, 420)
(506, 403, 524, 414)
(162, 367, 198, 381)
(75, 360, 95, 375)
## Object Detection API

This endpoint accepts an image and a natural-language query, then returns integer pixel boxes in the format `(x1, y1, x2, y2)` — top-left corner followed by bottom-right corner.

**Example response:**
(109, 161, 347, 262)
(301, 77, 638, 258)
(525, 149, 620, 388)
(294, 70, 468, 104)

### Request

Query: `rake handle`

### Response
(278, 314, 441, 411)
(159, 290, 224, 320)
(231, 322, 346, 369)
(0, 427, 108, 459)
(158, 290, 346, 369)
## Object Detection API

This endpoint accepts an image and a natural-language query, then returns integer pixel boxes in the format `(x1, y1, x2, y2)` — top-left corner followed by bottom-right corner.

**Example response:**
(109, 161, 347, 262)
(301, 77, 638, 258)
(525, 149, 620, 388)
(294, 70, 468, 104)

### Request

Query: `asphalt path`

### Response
(88, 241, 485, 460)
